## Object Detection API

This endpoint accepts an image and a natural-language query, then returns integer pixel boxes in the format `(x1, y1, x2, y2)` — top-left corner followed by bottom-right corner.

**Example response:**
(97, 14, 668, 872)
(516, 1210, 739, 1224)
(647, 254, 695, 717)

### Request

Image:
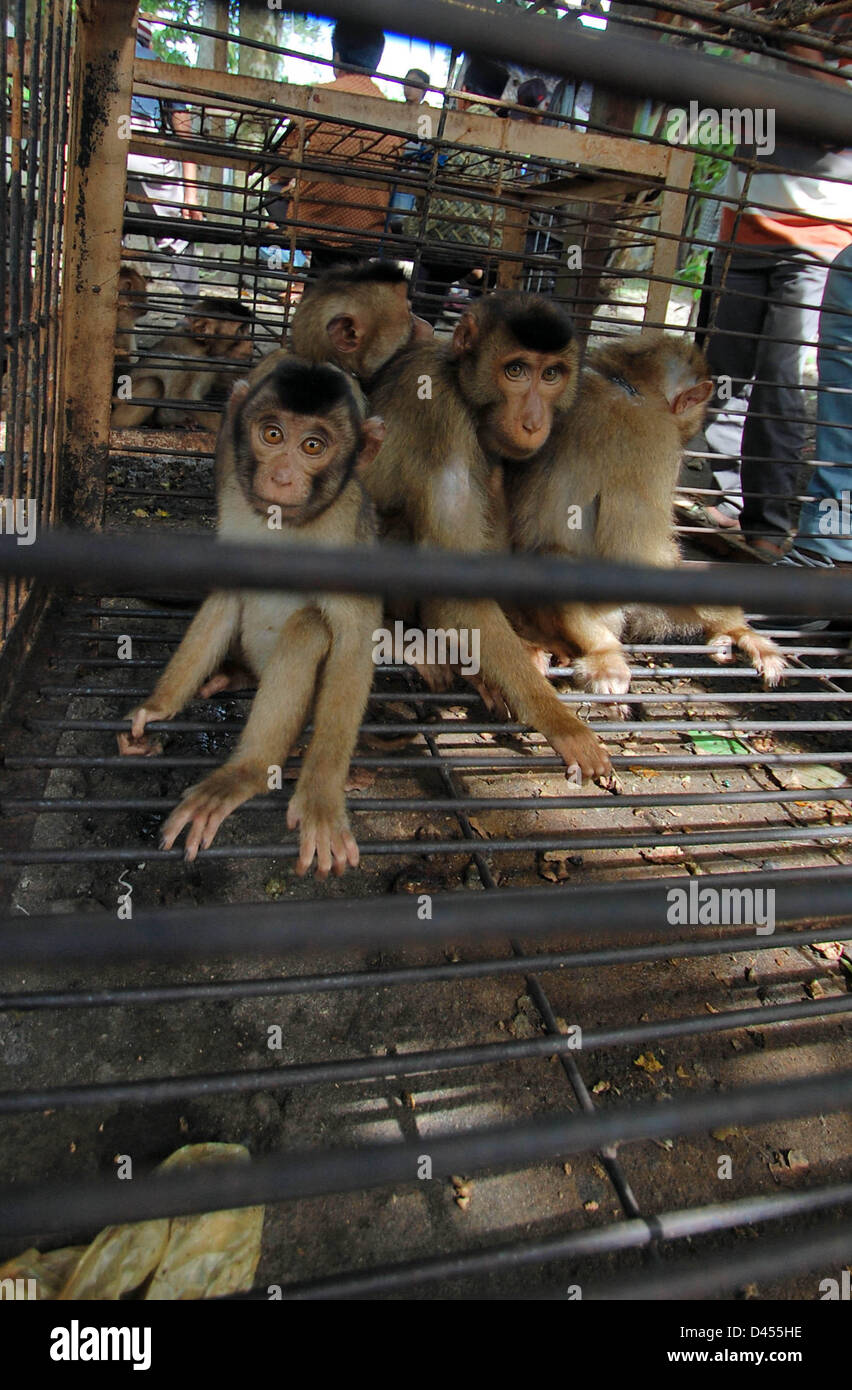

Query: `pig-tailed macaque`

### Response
(363, 292, 611, 784)
(503, 333, 786, 693)
(111, 297, 254, 430)
(290, 260, 433, 388)
(118, 357, 383, 877)
(114, 266, 149, 371)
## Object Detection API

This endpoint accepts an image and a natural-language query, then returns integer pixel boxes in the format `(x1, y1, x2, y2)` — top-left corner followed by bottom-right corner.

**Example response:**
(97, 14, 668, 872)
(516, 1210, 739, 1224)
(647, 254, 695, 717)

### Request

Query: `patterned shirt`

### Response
(277, 73, 404, 245)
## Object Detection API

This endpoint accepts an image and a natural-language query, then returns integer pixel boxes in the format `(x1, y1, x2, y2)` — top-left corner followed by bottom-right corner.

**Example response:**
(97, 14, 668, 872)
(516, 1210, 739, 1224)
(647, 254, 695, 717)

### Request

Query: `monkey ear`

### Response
(326, 313, 363, 355)
(224, 379, 251, 421)
(671, 379, 713, 415)
(355, 416, 386, 470)
(452, 313, 479, 356)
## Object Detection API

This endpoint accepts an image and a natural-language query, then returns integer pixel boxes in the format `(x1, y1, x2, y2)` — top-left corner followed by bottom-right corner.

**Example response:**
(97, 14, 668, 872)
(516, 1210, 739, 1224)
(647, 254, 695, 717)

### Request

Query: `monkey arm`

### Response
(118, 592, 241, 755)
(160, 605, 332, 862)
(287, 596, 381, 878)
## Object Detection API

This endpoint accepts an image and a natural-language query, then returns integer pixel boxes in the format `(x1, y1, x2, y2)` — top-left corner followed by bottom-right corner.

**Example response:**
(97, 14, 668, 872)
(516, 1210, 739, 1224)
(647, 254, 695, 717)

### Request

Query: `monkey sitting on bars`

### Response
(110, 297, 255, 432)
(117, 356, 383, 878)
(502, 333, 787, 694)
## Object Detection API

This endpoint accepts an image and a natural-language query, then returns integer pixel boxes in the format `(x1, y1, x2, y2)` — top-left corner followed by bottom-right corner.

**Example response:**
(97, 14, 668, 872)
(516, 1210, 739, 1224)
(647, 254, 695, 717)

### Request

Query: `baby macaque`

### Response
(503, 333, 786, 692)
(111, 297, 254, 430)
(118, 356, 383, 877)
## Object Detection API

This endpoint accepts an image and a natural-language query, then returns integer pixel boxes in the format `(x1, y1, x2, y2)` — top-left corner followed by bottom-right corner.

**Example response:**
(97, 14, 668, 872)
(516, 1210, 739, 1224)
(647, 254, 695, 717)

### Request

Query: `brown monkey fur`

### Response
(118, 356, 383, 878)
(503, 332, 786, 693)
(111, 296, 254, 430)
(114, 266, 149, 370)
(290, 260, 432, 387)
(364, 292, 611, 783)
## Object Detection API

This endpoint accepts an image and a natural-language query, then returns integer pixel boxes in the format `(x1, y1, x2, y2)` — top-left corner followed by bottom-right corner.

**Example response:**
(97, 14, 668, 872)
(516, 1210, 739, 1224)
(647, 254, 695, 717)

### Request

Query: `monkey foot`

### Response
(286, 794, 359, 879)
(197, 664, 255, 698)
(708, 631, 786, 687)
(551, 725, 612, 785)
(414, 661, 455, 693)
(160, 766, 255, 862)
(574, 650, 632, 697)
(465, 672, 513, 721)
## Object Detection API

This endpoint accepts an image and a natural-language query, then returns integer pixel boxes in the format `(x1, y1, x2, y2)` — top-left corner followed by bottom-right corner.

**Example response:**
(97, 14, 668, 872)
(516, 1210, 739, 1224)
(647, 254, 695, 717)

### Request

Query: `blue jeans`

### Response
(796, 244, 852, 560)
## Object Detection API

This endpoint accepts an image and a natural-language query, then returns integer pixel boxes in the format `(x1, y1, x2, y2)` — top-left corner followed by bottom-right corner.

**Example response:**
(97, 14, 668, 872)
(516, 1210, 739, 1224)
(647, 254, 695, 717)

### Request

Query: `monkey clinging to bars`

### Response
(118, 357, 384, 878)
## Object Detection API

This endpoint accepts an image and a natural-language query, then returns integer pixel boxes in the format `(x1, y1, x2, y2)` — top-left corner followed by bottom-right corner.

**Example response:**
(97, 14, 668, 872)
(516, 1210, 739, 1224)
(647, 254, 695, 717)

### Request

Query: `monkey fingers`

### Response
(730, 630, 786, 688)
(160, 763, 261, 862)
(574, 649, 632, 697)
(549, 722, 613, 787)
(706, 628, 786, 688)
(116, 706, 169, 756)
(286, 793, 359, 880)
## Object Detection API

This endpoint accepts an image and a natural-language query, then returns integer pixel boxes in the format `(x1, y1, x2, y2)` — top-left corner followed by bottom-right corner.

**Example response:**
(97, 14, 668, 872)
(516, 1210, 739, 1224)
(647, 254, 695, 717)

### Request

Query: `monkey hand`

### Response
(286, 788, 359, 880)
(160, 763, 260, 862)
(708, 629, 786, 688)
(117, 705, 171, 756)
(550, 719, 613, 787)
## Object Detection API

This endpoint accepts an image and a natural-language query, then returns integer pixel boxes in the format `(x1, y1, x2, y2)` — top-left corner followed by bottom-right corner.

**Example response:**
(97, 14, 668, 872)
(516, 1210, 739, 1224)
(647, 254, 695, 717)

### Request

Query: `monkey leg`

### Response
(423, 597, 611, 783)
(666, 605, 786, 688)
(287, 598, 381, 879)
(161, 608, 331, 862)
(550, 604, 631, 697)
(118, 592, 241, 756)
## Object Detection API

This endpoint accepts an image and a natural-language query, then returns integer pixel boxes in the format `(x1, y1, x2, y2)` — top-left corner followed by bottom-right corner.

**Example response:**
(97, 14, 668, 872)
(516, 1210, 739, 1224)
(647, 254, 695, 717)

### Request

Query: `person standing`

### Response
(701, 12, 851, 558)
(268, 21, 403, 275)
(124, 17, 203, 300)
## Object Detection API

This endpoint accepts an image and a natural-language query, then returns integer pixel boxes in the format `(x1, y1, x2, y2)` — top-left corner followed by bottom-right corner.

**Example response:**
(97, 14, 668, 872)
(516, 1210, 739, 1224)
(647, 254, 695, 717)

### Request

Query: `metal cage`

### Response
(0, 0, 851, 1303)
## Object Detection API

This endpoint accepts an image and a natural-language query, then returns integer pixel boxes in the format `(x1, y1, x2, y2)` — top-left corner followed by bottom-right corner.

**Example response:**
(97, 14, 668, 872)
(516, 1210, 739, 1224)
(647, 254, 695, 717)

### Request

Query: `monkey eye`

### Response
(541, 364, 564, 383)
(301, 436, 326, 456)
(504, 361, 527, 380)
(260, 423, 284, 445)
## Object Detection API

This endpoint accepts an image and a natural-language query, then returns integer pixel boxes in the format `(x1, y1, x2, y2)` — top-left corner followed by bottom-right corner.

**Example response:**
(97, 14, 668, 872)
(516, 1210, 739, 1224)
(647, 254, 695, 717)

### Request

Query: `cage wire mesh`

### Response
(0, 0, 851, 1302)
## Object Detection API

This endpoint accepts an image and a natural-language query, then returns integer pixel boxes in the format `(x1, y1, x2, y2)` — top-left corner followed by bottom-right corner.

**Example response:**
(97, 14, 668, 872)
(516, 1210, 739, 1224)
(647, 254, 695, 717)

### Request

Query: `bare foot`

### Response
(286, 791, 359, 879)
(160, 764, 257, 861)
(574, 648, 632, 696)
(551, 722, 612, 785)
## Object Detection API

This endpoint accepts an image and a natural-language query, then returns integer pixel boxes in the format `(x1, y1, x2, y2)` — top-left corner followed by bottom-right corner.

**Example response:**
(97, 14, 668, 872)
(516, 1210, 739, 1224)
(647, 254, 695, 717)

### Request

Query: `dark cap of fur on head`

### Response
(479, 293, 574, 353)
(189, 295, 253, 321)
(247, 358, 361, 421)
(312, 260, 408, 293)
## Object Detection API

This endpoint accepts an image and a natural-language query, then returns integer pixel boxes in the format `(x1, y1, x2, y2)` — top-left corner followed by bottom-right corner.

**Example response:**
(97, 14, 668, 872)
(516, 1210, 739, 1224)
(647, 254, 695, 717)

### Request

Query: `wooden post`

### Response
(645, 147, 694, 330)
(58, 0, 138, 528)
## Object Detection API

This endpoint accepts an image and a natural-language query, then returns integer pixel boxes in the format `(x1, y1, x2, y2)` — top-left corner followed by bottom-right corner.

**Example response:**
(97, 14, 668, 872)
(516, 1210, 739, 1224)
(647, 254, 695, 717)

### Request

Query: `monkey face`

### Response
(480, 349, 577, 460)
(453, 298, 578, 461)
(233, 361, 386, 526)
(246, 404, 356, 519)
